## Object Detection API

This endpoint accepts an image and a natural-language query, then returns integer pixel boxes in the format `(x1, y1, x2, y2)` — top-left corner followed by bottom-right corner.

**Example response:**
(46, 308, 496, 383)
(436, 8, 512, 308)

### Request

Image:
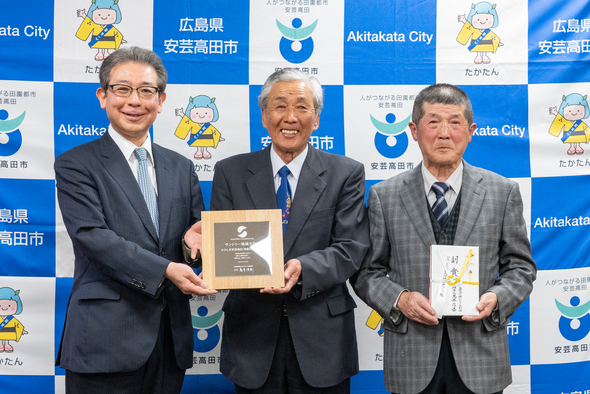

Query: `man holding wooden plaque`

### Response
(210, 68, 370, 393)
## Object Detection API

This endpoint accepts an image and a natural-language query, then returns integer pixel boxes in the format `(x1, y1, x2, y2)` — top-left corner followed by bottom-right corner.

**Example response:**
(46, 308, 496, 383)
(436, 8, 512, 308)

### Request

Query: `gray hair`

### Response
(99, 47, 168, 94)
(412, 83, 473, 126)
(258, 68, 324, 115)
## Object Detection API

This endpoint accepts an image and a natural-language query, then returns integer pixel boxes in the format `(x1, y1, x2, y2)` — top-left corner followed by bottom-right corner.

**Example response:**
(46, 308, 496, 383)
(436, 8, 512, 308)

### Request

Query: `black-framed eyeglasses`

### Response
(107, 84, 160, 99)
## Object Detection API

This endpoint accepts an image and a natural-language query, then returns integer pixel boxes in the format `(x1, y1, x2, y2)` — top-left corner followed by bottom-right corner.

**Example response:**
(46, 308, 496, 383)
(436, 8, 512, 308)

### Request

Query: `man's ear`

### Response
(261, 107, 268, 129)
(312, 112, 320, 131)
(96, 88, 107, 109)
(468, 123, 477, 142)
(409, 121, 419, 141)
(157, 92, 167, 114)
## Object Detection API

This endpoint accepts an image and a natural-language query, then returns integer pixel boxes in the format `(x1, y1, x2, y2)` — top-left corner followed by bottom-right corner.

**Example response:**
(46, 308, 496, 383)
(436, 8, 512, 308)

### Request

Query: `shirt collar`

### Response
(108, 126, 154, 164)
(421, 160, 464, 195)
(270, 144, 308, 182)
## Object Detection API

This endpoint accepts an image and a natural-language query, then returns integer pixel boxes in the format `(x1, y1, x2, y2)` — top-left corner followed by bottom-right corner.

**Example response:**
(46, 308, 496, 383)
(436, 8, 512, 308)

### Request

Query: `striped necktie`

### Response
(134, 147, 159, 237)
(431, 182, 450, 228)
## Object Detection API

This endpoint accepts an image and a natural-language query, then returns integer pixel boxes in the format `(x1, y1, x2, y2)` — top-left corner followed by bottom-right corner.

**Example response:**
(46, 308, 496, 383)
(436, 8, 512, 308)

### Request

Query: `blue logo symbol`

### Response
(556, 296, 590, 341)
(0, 109, 25, 157)
(371, 113, 411, 159)
(192, 306, 223, 353)
(276, 18, 318, 64)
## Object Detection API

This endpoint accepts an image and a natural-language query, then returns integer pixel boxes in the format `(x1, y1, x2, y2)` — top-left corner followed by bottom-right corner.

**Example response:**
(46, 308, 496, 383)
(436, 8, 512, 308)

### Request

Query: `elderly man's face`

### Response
(409, 102, 476, 172)
(262, 80, 320, 164)
(96, 61, 166, 146)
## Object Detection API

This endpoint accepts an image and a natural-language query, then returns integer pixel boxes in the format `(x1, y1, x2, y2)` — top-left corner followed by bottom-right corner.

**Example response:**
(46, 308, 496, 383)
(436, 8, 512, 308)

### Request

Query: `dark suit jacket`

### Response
(211, 145, 370, 389)
(55, 131, 204, 373)
(352, 162, 537, 394)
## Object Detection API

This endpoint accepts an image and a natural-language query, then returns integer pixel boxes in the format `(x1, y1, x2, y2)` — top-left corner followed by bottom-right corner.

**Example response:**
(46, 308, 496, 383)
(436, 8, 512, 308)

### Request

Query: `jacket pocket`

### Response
(383, 314, 408, 334)
(326, 294, 357, 316)
(77, 281, 122, 301)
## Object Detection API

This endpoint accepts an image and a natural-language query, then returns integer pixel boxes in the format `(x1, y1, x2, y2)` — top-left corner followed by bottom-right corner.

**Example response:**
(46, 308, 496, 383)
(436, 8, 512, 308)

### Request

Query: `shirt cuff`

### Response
(390, 289, 408, 324)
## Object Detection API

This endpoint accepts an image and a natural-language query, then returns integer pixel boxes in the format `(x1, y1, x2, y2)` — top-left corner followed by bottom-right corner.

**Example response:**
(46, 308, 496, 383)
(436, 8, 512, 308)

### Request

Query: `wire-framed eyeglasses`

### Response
(107, 84, 160, 99)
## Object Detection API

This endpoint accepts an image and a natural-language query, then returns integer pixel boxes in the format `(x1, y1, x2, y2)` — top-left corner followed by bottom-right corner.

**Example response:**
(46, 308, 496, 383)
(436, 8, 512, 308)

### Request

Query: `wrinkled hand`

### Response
(165, 262, 216, 295)
(184, 221, 202, 260)
(260, 259, 301, 294)
(462, 292, 497, 322)
(397, 291, 439, 325)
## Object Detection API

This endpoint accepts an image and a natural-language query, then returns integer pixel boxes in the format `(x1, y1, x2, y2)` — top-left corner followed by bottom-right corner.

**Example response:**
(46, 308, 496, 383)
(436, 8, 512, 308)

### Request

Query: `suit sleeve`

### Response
(484, 182, 537, 329)
(296, 161, 370, 299)
(55, 152, 174, 297)
(351, 185, 406, 322)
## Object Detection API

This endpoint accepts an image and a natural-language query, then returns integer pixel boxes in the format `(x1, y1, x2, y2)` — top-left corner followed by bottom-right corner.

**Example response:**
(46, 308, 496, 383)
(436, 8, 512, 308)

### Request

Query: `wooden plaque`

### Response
(201, 209, 284, 289)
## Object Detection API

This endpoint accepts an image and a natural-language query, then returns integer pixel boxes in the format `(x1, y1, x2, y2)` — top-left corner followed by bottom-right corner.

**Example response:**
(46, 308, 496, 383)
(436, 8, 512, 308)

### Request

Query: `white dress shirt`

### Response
(270, 144, 308, 201)
(108, 127, 158, 195)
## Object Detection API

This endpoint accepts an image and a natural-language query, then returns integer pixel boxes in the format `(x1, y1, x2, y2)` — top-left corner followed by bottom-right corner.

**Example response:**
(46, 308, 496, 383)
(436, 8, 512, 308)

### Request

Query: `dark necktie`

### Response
(431, 182, 450, 227)
(134, 147, 159, 237)
(276, 166, 292, 234)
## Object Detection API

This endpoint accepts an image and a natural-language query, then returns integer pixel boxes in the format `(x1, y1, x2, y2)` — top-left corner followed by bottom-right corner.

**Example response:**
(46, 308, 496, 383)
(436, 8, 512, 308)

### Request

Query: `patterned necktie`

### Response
(276, 166, 292, 235)
(431, 182, 450, 228)
(134, 147, 159, 237)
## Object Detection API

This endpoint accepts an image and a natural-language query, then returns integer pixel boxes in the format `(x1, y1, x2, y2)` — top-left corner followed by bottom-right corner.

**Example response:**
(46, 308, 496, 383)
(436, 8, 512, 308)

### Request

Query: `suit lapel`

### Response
(284, 146, 326, 255)
(153, 144, 172, 242)
(400, 165, 436, 248)
(99, 133, 159, 243)
(453, 162, 485, 246)
(245, 148, 278, 210)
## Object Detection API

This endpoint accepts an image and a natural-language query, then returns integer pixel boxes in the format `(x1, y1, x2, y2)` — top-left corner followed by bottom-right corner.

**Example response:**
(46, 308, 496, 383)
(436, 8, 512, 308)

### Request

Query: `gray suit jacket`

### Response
(55, 131, 204, 373)
(211, 145, 370, 389)
(352, 162, 536, 394)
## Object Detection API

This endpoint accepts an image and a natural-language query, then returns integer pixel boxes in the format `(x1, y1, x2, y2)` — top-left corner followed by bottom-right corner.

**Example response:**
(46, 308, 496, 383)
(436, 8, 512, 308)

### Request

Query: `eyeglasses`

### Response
(107, 84, 160, 99)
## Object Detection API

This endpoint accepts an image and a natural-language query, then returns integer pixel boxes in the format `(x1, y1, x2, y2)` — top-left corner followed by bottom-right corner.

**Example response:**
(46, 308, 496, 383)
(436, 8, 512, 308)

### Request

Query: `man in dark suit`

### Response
(55, 47, 216, 394)
(211, 68, 370, 393)
(352, 84, 537, 394)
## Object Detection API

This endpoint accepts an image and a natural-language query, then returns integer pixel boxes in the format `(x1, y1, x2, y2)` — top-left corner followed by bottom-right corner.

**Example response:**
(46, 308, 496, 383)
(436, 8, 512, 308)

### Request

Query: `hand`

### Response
(458, 14, 466, 23)
(397, 291, 439, 325)
(165, 262, 217, 296)
(260, 259, 301, 294)
(549, 106, 557, 116)
(184, 221, 202, 260)
(462, 292, 497, 322)
(77, 9, 87, 18)
(175, 108, 184, 117)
